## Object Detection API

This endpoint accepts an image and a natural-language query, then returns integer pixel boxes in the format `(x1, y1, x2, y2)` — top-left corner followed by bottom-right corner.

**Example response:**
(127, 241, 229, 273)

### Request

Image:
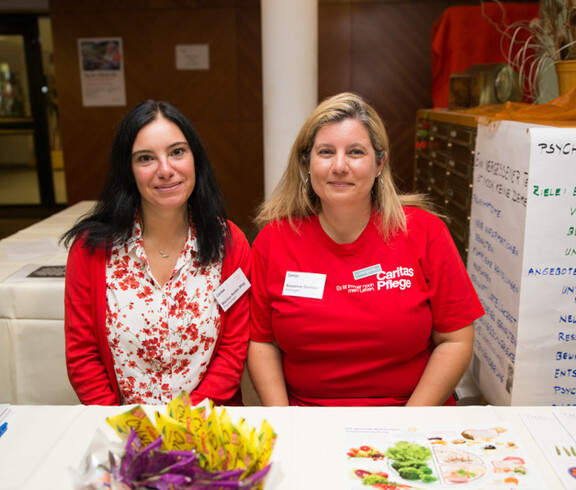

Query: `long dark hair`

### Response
(61, 100, 229, 264)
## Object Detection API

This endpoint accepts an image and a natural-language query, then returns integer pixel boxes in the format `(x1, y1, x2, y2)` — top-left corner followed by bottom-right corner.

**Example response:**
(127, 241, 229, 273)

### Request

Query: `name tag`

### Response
(282, 271, 326, 299)
(214, 268, 251, 311)
(353, 264, 382, 280)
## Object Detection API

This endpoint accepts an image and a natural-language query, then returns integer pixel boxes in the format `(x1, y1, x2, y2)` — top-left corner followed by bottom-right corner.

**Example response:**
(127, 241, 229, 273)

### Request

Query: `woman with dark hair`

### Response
(61, 100, 250, 406)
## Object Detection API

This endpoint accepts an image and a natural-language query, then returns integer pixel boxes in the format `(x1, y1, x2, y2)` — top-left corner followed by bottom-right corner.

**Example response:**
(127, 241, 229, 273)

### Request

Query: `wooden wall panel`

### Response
(319, 0, 480, 192)
(350, 2, 451, 189)
(50, 0, 262, 227)
(51, 0, 534, 225)
(318, 2, 352, 99)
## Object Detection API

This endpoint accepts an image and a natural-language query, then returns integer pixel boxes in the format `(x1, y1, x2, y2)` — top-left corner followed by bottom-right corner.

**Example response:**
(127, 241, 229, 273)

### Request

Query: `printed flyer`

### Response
(521, 411, 576, 489)
(344, 423, 546, 488)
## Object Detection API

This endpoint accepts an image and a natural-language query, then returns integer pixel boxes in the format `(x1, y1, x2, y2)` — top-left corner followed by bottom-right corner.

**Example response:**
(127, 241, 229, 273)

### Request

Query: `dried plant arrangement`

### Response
(482, 0, 576, 101)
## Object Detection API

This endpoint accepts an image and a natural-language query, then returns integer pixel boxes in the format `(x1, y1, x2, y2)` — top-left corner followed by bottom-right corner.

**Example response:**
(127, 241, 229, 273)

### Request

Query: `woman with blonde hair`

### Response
(248, 92, 483, 406)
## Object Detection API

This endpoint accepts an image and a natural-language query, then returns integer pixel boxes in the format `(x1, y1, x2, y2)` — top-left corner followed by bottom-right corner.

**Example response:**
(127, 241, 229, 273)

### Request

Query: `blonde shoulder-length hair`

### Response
(254, 92, 432, 240)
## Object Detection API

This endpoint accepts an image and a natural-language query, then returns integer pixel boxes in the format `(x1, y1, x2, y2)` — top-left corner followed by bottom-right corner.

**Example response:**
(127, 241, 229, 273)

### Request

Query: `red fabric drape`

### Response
(431, 3, 540, 108)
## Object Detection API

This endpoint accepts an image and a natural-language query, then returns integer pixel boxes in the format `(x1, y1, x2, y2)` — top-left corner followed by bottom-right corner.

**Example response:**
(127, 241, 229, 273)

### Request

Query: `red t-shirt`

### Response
(250, 207, 484, 406)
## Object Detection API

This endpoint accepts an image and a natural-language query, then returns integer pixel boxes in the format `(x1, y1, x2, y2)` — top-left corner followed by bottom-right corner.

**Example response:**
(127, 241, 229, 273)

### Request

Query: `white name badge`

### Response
(282, 271, 326, 299)
(213, 268, 251, 311)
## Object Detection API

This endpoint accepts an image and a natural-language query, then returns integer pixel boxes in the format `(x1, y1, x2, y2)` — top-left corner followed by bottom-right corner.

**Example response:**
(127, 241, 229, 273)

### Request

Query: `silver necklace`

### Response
(145, 233, 183, 259)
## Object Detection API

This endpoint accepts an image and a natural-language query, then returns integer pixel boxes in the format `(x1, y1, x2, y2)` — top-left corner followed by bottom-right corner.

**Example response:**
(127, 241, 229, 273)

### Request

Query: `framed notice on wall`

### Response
(468, 119, 576, 406)
(78, 37, 126, 107)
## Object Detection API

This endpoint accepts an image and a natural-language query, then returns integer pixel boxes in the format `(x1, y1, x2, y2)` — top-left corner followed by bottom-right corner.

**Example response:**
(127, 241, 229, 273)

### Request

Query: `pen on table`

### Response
(0, 422, 7, 438)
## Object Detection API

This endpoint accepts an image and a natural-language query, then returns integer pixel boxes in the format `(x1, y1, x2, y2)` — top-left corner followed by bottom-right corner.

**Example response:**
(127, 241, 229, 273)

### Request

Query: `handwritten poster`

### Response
(78, 37, 126, 107)
(468, 120, 534, 405)
(469, 121, 576, 406)
(514, 127, 576, 406)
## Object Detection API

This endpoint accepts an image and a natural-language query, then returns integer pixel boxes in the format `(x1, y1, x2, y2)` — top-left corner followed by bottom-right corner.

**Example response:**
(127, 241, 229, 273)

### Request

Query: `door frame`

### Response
(0, 14, 56, 209)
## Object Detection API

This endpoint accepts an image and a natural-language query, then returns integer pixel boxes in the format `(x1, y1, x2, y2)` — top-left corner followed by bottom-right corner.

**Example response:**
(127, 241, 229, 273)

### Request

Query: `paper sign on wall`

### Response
(78, 37, 126, 107)
(175, 44, 210, 70)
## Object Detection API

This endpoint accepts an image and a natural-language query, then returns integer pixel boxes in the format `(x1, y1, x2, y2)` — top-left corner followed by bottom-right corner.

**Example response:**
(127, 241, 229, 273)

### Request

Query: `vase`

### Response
(555, 60, 576, 96)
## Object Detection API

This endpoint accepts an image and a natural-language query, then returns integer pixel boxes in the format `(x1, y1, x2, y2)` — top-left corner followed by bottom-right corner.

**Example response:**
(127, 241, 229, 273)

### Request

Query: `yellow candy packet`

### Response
(257, 419, 277, 468)
(154, 412, 195, 451)
(166, 391, 193, 429)
(233, 417, 249, 471)
(236, 419, 259, 478)
(105, 392, 275, 481)
(247, 426, 261, 476)
(205, 400, 227, 469)
(219, 407, 241, 470)
(106, 405, 162, 449)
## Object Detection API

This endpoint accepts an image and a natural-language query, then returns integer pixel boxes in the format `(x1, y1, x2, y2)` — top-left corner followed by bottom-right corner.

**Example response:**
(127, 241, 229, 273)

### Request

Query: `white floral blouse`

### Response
(105, 219, 222, 404)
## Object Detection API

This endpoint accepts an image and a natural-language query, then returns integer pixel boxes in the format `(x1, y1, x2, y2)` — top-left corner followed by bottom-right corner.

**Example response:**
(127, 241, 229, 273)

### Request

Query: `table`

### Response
(0, 201, 95, 404)
(0, 404, 571, 489)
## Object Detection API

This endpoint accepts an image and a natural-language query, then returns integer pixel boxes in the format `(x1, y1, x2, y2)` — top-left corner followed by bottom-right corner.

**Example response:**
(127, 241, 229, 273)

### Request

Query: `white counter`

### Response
(0, 404, 571, 489)
(0, 201, 95, 404)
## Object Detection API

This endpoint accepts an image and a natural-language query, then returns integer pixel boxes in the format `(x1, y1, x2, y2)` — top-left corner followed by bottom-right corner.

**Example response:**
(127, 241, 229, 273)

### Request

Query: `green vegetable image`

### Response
(362, 474, 388, 485)
(386, 441, 432, 462)
(398, 467, 421, 480)
(421, 474, 438, 483)
(386, 441, 437, 484)
(392, 459, 427, 470)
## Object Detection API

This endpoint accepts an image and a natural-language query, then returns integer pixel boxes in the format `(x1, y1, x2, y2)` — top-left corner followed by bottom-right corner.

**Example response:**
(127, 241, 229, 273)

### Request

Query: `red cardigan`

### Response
(64, 221, 250, 406)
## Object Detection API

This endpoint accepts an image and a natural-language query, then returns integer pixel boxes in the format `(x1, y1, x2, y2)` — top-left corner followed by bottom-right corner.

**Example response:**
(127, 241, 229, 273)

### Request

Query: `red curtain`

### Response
(431, 3, 540, 108)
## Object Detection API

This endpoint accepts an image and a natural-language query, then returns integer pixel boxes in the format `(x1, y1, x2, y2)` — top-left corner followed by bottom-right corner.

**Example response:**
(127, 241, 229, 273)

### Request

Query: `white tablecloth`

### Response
(0, 405, 570, 489)
(0, 201, 96, 404)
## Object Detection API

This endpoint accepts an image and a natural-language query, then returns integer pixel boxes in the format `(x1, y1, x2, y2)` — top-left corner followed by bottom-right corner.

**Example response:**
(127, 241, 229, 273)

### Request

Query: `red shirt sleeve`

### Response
(64, 239, 119, 405)
(249, 223, 275, 343)
(408, 209, 485, 332)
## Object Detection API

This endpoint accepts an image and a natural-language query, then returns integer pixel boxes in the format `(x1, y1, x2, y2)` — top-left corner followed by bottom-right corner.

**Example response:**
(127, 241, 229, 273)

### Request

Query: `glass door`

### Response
(0, 15, 61, 207)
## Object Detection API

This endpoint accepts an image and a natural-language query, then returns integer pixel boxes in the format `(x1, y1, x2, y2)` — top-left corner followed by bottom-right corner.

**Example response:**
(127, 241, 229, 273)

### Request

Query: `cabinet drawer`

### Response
(447, 125, 475, 146)
(428, 147, 447, 167)
(430, 121, 449, 138)
(447, 141, 474, 163)
(444, 172, 472, 211)
(446, 155, 472, 179)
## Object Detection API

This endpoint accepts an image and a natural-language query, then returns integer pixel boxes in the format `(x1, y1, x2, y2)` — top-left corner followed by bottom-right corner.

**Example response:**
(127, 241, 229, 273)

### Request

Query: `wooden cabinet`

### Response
(413, 109, 478, 262)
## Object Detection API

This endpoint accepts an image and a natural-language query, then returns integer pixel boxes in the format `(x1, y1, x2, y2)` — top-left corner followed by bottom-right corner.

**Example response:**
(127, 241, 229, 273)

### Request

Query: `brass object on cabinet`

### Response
(449, 63, 522, 109)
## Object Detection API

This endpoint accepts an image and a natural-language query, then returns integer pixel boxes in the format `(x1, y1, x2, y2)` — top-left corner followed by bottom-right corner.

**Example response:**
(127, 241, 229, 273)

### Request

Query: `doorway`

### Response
(0, 14, 65, 208)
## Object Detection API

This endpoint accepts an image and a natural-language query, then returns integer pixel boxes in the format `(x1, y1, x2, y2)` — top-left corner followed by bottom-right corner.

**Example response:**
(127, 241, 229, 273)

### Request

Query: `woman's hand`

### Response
(247, 340, 290, 406)
(406, 323, 475, 406)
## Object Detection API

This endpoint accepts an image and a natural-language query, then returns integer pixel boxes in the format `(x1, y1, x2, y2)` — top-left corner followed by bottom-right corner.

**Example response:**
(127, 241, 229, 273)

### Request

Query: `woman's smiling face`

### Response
(309, 118, 383, 211)
(131, 116, 196, 215)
